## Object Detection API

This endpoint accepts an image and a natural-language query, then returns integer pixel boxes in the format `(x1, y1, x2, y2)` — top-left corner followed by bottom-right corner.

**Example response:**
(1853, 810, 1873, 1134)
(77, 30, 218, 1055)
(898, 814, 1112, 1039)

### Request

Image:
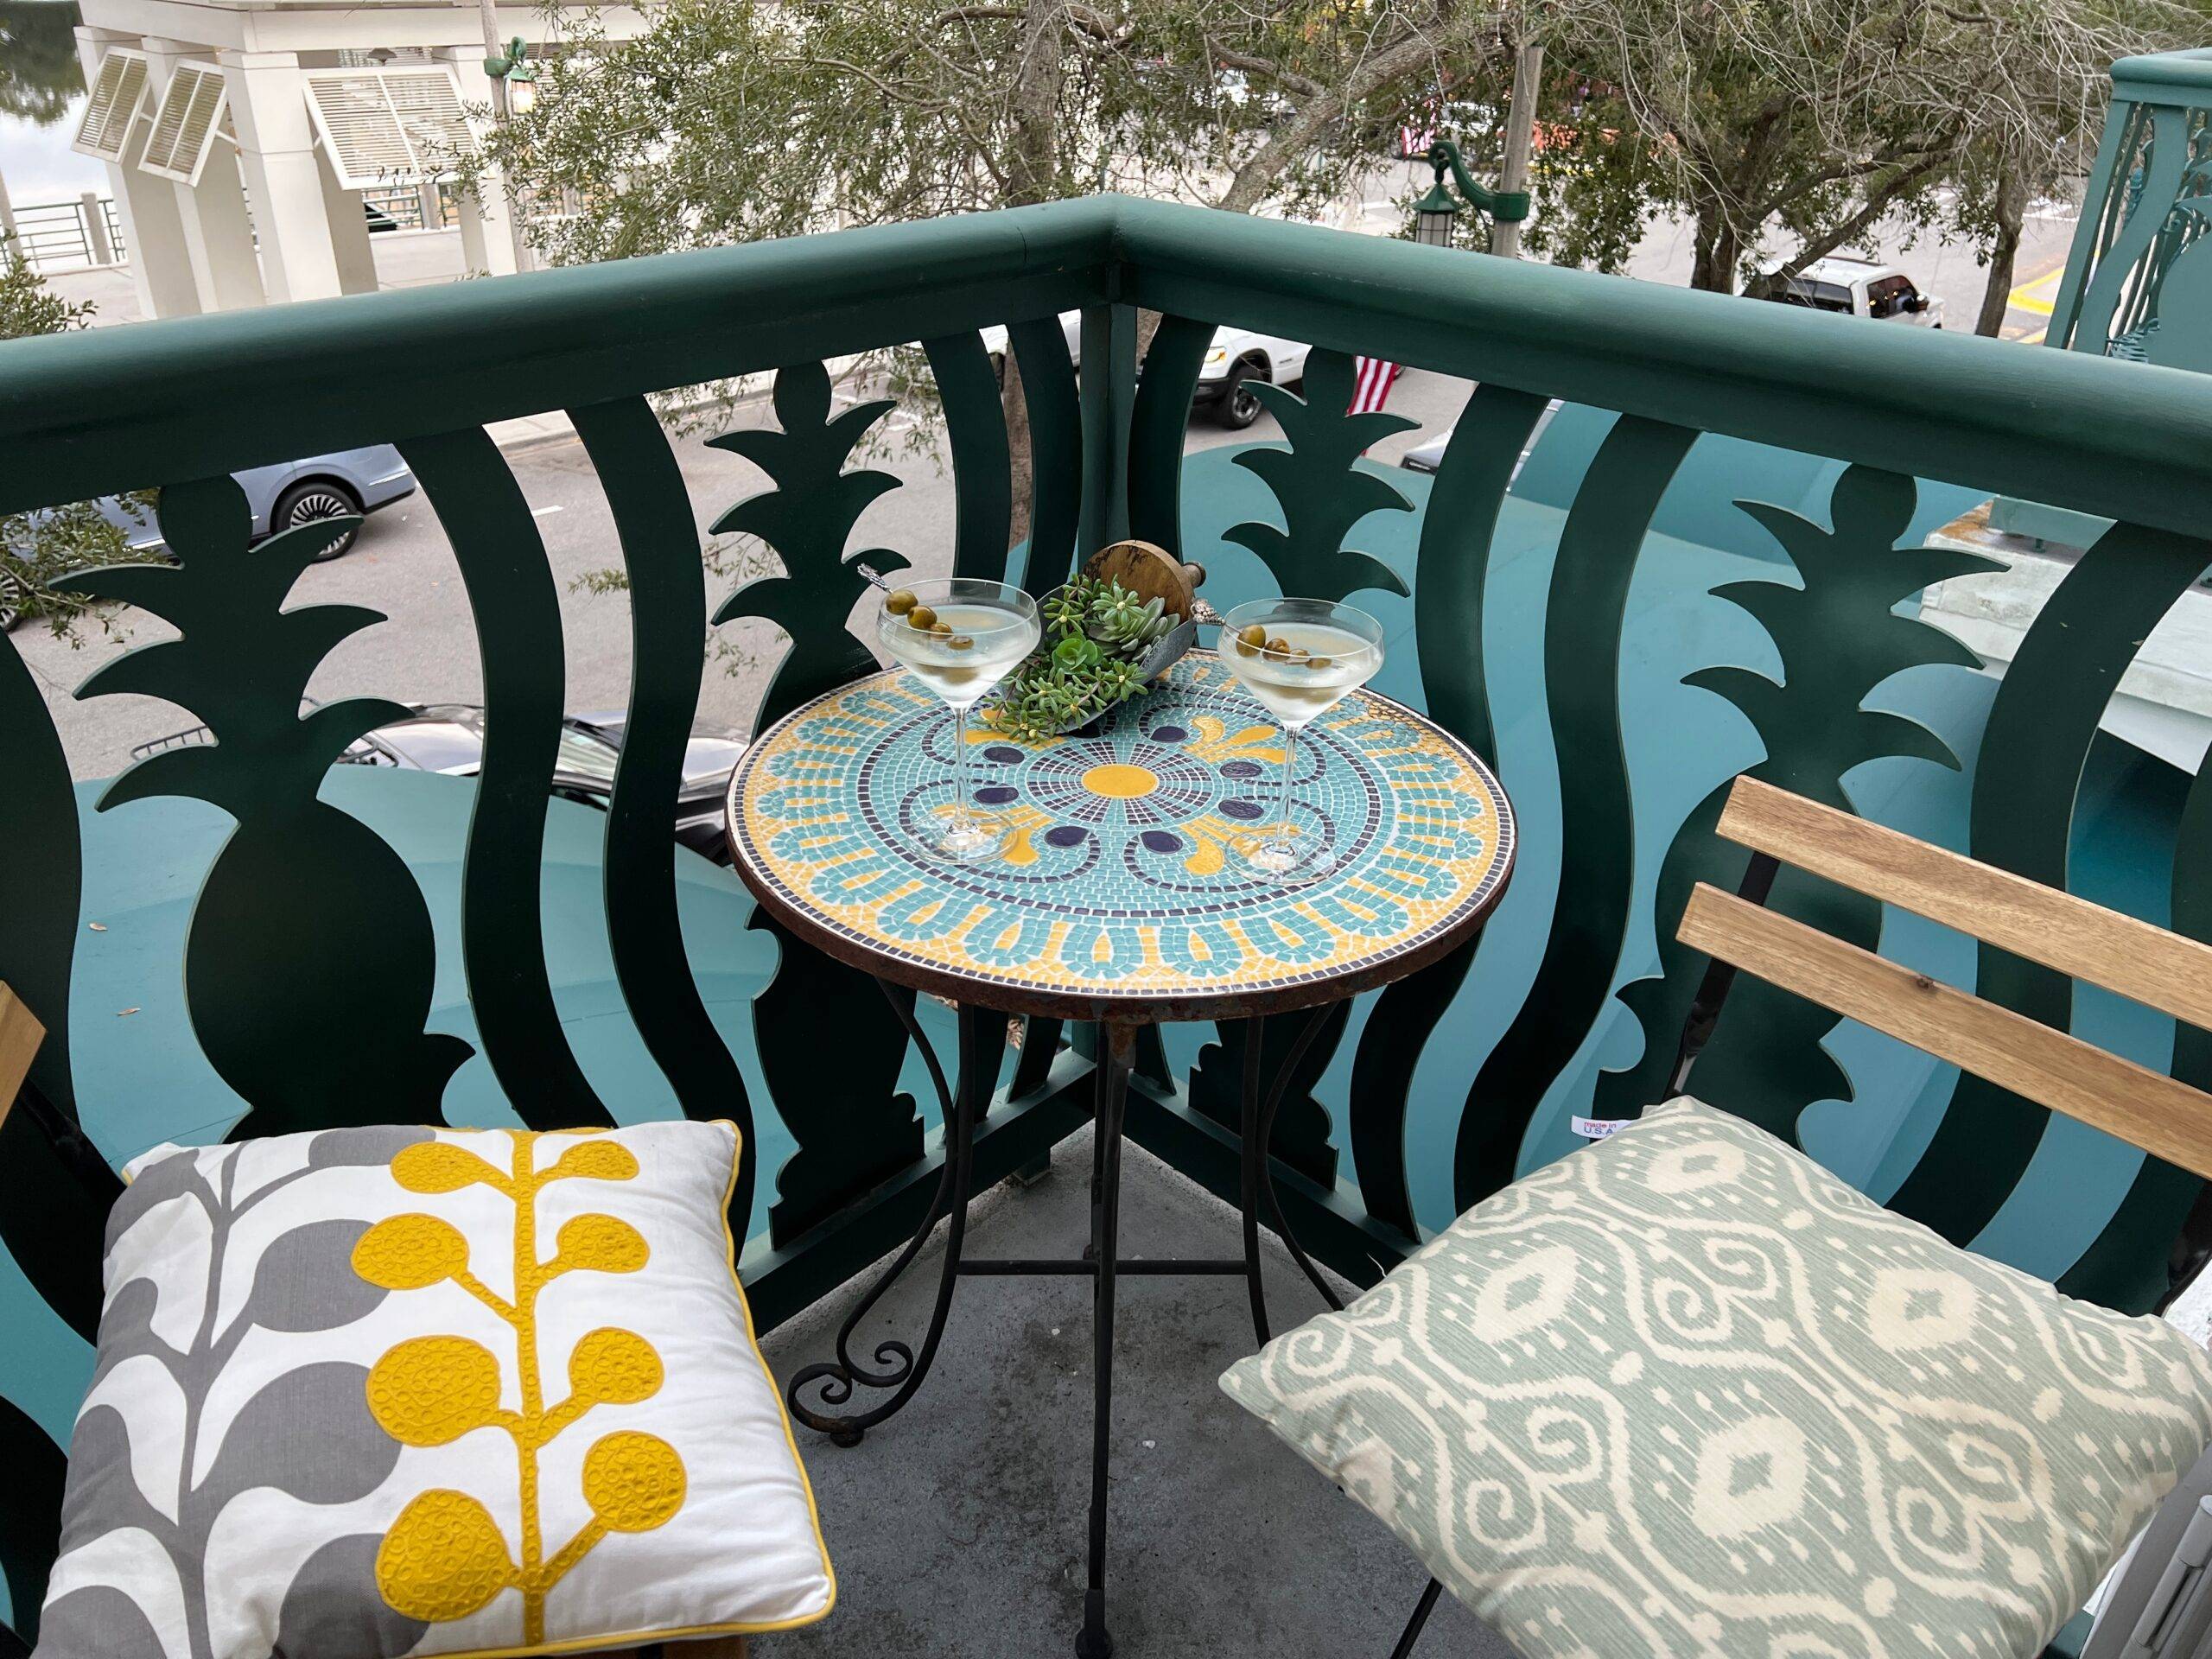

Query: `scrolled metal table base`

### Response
(785, 992, 1349, 1656)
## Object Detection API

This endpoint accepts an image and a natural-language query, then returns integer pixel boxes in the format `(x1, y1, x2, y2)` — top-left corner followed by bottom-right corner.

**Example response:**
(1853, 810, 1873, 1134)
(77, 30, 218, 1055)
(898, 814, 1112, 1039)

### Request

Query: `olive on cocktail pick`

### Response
(907, 603, 938, 631)
(886, 588, 918, 616)
(1265, 637, 1291, 657)
(1306, 656, 1333, 671)
(930, 620, 954, 637)
(950, 635, 975, 651)
(1235, 622, 1268, 656)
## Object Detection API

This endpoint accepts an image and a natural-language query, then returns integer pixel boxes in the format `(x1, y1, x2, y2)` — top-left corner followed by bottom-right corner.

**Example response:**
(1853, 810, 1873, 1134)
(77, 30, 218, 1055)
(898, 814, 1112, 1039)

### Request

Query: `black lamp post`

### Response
(1412, 139, 1531, 250)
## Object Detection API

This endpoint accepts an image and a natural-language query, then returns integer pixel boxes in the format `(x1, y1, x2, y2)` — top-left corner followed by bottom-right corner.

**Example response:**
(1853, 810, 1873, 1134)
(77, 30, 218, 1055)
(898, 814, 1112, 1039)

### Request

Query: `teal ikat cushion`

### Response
(1221, 1098, 2212, 1658)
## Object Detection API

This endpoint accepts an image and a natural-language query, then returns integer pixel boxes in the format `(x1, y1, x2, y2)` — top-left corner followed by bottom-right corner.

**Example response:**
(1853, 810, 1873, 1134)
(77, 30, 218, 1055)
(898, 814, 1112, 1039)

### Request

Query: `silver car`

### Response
(101, 446, 417, 564)
(2, 447, 416, 631)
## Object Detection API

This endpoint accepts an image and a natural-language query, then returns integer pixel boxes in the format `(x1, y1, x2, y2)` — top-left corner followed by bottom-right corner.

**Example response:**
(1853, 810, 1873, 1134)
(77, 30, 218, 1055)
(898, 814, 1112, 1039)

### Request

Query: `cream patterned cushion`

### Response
(1221, 1097, 2212, 1658)
(37, 1121, 834, 1659)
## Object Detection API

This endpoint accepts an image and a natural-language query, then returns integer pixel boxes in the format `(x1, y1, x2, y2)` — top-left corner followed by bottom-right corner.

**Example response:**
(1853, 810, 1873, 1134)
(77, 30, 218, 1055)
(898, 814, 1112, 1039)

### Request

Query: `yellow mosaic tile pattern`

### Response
(729, 654, 1515, 1005)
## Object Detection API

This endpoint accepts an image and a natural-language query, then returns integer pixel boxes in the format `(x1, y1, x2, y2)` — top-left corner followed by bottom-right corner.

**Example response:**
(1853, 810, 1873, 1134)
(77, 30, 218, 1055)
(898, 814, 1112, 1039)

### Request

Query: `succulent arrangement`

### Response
(986, 574, 1185, 742)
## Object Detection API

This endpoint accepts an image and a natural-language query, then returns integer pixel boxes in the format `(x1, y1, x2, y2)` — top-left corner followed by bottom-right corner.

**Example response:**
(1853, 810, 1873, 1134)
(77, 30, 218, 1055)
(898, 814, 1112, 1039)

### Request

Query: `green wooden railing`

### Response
(5, 194, 2212, 1649)
(2050, 47, 2212, 366)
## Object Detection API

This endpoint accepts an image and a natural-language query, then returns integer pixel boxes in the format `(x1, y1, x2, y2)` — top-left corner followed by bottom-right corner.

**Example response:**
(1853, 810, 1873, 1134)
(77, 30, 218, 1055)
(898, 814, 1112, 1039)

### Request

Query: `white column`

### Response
(317, 149, 378, 295)
(219, 48, 343, 304)
(435, 46, 519, 276)
(77, 192, 111, 263)
(139, 38, 264, 311)
(76, 26, 200, 318)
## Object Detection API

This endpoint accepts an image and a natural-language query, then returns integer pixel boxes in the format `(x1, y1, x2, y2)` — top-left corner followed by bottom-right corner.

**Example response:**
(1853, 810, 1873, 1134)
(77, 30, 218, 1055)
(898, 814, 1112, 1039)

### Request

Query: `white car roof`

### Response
(1796, 255, 1904, 283)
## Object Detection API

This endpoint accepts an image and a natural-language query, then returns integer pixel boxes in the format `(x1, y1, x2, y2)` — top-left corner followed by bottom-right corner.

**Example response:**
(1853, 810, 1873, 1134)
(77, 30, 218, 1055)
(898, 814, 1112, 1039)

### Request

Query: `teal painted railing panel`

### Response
(1, 194, 2209, 1647)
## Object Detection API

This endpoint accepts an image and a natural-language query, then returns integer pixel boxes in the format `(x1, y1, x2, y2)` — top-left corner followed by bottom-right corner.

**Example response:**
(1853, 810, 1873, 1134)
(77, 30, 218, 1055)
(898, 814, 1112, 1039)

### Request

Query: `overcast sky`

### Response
(2, 99, 102, 204)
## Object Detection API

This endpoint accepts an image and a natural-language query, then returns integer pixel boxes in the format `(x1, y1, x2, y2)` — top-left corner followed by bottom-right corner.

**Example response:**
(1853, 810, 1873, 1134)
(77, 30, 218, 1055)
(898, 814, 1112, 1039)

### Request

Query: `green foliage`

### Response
(460, 0, 1507, 261)
(0, 244, 157, 641)
(1527, 0, 2196, 291)
(988, 575, 1176, 741)
(0, 0, 84, 127)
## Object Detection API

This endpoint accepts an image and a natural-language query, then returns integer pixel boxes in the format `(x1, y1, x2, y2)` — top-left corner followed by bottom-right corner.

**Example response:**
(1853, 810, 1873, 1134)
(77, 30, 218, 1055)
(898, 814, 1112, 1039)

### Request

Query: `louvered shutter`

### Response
(303, 67, 474, 189)
(139, 62, 230, 185)
(72, 49, 151, 161)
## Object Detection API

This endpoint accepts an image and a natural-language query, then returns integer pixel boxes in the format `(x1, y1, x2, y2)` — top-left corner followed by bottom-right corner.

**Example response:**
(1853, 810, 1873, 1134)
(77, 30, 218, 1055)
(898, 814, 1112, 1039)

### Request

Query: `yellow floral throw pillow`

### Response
(37, 1121, 834, 1659)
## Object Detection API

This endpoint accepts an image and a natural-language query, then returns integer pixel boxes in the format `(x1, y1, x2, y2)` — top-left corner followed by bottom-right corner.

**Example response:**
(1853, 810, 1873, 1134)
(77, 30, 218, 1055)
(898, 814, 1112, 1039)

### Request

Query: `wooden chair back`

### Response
(0, 983, 42, 1128)
(1676, 778, 2212, 1181)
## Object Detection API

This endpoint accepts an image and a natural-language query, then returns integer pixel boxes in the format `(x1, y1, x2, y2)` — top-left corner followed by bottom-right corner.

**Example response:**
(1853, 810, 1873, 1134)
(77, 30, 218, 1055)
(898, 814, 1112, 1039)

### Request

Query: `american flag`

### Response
(1348, 356, 1404, 416)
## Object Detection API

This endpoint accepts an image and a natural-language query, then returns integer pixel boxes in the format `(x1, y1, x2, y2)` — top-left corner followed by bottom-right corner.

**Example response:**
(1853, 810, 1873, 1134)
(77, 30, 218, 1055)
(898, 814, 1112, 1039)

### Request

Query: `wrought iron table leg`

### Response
(1077, 1020, 1136, 1659)
(1239, 1001, 1350, 1342)
(1388, 1579, 1445, 1659)
(784, 989, 988, 1445)
(1236, 1014, 1271, 1344)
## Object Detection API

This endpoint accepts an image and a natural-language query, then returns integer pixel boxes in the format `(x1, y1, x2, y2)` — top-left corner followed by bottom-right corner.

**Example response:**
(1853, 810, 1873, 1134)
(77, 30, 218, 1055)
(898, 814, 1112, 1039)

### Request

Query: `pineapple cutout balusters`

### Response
(709, 361, 912, 732)
(1224, 349, 1416, 602)
(1593, 464, 1999, 1140)
(58, 477, 472, 1135)
(707, 361, 923, 1242)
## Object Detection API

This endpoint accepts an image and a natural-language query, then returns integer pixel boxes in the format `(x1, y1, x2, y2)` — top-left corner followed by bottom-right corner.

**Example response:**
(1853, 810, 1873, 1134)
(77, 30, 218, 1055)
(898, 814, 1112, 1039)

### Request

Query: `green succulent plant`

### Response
(986, 575, 1182, 743)
(1087, 585, 1173, 653)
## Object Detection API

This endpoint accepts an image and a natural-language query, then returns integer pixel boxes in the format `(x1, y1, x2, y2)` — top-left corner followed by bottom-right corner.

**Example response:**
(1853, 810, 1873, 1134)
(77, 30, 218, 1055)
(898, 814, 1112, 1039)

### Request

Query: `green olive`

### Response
(885, 588, 918, 615)
(1306, 655, 1332, 671)
(1265, 637, 1291, 658)
(1237, 622, 1268, 649)
(950, 635, 975, 651)
(929, 620, 954, 637)
(907, 604, 938, 631)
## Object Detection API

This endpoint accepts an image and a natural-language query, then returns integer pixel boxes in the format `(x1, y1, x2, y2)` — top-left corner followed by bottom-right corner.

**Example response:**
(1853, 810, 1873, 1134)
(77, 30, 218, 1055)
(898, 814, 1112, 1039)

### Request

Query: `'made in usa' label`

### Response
(1571, 1116, 1629, 1141)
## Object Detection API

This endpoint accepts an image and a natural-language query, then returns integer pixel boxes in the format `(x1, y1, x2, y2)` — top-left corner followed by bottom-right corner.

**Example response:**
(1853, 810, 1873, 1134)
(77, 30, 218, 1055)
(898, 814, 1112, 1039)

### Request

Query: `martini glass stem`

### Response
(951, 704, 973, 831)
(1273, 724, 1299, 854)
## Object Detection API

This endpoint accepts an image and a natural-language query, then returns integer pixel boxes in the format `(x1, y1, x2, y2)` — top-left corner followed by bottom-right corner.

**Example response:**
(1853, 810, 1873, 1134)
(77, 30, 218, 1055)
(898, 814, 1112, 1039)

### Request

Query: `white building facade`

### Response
(69, 0, 645, 320)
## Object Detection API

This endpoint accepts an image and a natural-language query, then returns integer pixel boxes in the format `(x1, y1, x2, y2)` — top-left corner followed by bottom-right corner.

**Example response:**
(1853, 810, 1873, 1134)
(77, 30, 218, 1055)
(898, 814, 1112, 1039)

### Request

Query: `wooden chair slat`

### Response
(1713, 775, 2212, 1033)
(1677, 882, 2212, 1181)
(0, 984, 43, 1126)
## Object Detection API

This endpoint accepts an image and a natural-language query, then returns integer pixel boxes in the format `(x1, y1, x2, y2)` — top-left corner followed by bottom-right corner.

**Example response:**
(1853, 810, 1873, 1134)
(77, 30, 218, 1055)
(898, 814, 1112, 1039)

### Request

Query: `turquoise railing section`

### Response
(2050, 47, 2212, 366)
(4, 194, 2212, 1649)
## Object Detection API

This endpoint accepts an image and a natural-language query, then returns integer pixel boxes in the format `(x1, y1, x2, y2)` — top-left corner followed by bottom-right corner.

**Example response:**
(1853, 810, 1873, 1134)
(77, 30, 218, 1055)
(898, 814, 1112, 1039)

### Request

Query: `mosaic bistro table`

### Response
(725, 650, 1516, 1657)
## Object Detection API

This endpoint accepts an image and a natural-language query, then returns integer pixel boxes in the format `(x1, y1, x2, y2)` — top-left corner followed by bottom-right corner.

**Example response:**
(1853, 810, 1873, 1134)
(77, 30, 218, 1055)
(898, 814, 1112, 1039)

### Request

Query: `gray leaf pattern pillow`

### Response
(41, 1128, 430, 1659)
(1222, 1098, 2212, 1658)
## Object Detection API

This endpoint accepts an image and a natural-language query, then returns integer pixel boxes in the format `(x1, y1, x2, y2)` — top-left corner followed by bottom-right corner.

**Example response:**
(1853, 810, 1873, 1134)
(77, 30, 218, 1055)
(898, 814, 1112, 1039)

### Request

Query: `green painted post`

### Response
(1077, 303, 1135, 552)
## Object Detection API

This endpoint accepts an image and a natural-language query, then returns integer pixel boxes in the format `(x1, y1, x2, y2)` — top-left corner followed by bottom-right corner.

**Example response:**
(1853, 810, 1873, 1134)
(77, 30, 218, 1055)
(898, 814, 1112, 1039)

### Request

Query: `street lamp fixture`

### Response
(1412, 139, 1532, 250)
(484, 35, 537, 115)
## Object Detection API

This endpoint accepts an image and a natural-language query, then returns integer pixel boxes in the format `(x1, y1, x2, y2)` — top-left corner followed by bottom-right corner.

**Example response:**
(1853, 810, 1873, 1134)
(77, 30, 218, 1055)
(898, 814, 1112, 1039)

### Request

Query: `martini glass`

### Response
(1217, 597, 1385, 881)
(877, 576, 1041, 861)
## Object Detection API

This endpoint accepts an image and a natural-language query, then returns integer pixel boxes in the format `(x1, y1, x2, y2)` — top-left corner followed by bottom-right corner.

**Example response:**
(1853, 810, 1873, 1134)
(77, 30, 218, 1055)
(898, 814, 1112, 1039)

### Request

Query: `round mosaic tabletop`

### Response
(725, 652, 1516, 1021)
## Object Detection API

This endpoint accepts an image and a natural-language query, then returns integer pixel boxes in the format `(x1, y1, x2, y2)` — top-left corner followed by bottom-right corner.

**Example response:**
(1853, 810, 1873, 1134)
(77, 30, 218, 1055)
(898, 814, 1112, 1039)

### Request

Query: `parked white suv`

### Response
(1193, 329, 1312, 429)
(1768, 256, 1944, 327)
(979, 317, 1311, 429)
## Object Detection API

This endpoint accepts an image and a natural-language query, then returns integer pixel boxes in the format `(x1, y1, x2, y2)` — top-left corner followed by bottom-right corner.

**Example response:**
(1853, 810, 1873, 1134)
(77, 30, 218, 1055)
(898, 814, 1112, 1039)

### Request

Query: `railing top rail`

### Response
(2110, 46, 2212, 100)
(7, 193, 2212, 539)
(0, 200, 1116, 512)
(1108, 196, 2212, 538)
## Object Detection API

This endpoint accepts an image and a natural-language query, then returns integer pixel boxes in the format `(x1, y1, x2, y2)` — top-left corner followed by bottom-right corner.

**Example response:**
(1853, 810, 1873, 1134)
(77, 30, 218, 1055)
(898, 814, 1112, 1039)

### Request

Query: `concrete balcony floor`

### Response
(756, 1135, 1510, 1658)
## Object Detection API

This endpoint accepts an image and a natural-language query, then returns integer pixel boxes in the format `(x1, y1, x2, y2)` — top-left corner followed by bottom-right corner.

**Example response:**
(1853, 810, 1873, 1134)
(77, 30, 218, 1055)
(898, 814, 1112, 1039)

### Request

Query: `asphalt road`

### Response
(14, 205, 2078, 783)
